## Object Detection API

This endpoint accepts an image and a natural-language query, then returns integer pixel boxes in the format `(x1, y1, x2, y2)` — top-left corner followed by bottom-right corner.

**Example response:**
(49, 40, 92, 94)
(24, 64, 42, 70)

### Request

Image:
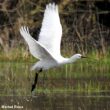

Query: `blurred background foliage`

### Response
(0, 0, 110, 60)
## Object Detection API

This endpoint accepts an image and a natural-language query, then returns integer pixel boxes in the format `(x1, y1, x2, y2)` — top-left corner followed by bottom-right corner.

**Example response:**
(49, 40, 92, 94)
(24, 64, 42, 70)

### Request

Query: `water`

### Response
(0, 95, 110, 110)
(0, 62, 110, 110)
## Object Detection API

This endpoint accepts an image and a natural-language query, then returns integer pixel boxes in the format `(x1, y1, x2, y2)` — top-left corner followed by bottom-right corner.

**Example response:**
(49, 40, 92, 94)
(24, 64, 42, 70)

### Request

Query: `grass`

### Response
(0, 48, 110, 95)
(0, 47, 35, 62)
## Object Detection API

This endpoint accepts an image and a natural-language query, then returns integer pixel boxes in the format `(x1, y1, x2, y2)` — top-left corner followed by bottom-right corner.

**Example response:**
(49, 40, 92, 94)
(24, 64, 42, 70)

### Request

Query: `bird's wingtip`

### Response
(20, 26, 30, 33)
(46, 2, 58, 11)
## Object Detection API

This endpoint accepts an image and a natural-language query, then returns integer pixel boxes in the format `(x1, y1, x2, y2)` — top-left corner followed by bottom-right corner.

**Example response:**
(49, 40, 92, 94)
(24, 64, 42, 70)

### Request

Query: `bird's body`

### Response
(20, 3, 86, 92)
(31, 55, 82, 71)
(31, 57, 66, 71)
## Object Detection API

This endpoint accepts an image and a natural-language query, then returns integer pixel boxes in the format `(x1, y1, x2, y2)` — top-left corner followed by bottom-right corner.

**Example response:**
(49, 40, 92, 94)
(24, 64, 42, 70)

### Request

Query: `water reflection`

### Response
(0, 94, 110, 110)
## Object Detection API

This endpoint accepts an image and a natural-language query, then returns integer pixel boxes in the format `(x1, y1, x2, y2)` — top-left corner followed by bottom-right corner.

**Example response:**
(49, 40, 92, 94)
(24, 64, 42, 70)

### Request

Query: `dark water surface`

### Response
(0, 94, 110, 110)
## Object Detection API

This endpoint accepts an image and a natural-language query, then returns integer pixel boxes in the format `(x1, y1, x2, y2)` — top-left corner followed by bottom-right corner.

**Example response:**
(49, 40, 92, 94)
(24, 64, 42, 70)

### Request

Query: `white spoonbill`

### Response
(20, 3, 86, 92)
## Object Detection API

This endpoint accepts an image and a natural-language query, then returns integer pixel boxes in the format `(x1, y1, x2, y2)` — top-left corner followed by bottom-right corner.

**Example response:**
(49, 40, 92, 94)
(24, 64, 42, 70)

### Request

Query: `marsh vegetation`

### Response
(0, 0, 110, 109)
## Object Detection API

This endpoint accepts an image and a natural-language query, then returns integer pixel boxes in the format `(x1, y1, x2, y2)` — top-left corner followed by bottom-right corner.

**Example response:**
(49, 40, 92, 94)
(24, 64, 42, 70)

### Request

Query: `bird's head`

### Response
(68, 54, 87, 63)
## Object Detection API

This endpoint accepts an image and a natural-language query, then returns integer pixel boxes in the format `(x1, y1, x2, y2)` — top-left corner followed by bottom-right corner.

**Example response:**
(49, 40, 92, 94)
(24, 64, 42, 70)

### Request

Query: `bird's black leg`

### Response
(31, 72, 38, 92)
(31, 69, 42, 92)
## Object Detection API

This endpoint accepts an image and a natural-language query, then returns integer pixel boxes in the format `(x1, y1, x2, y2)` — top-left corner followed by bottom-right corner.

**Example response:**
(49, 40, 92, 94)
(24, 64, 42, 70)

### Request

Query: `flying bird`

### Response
(20, 3, 86, 92)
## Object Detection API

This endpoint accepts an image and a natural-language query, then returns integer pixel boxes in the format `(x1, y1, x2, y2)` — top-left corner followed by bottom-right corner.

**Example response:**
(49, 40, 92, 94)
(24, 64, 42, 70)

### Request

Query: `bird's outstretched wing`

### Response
(38, 3, 62, 58)
(20, 26, 57, 61)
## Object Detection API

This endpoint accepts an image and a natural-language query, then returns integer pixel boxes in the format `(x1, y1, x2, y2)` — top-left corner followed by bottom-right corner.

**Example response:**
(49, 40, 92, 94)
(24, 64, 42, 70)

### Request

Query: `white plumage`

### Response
(38, 3, 62, 58)
(20, 3, 85, 71)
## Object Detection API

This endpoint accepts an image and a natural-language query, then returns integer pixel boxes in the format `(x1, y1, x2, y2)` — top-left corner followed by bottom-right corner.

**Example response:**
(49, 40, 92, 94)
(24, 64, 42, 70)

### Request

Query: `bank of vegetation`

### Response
(0, 0, 110, 62)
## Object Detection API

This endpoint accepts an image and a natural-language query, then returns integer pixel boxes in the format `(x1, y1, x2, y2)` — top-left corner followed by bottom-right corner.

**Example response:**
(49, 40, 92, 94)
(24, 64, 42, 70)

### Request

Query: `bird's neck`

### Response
(66, 56, 78, 64)
(60, 56, 77, 65)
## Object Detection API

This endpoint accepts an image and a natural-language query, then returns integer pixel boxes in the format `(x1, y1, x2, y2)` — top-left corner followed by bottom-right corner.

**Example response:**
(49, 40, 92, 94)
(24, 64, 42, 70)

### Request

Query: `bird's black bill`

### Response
(31, 73, 38, 92)
(81, 56, 87, 58)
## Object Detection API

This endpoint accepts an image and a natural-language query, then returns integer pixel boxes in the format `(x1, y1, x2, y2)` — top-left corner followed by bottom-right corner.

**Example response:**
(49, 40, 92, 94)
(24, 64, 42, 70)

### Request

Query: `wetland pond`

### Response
(0, 62, 110, 110)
